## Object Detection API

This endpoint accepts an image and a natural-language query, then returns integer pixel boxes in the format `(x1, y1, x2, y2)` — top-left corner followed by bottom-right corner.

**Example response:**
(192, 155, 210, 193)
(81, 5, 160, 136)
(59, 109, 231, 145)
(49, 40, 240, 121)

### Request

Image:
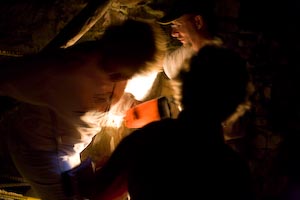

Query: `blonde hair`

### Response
(99, 18, 167, 75)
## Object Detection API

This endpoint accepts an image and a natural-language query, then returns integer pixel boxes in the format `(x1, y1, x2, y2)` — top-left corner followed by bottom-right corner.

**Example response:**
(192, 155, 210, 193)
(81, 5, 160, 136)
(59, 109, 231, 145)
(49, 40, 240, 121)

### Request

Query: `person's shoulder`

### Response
(200, 44, 238, 57)
(140, 118, 177, 133)
(194, 44, 246, 70)
(129, 118, 177, 139)
(118, 118, 177, 152)
(201, 45, 244, 61)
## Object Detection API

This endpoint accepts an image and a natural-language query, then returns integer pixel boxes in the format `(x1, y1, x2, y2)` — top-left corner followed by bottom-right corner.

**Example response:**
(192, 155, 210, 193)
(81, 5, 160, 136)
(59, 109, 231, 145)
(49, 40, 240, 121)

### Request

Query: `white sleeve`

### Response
(163, 46, 194, 79)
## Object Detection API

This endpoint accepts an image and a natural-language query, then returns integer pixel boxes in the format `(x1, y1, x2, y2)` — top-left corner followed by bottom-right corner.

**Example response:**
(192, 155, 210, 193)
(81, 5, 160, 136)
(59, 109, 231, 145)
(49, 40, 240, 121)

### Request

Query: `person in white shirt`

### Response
(0, 18, 166, 200)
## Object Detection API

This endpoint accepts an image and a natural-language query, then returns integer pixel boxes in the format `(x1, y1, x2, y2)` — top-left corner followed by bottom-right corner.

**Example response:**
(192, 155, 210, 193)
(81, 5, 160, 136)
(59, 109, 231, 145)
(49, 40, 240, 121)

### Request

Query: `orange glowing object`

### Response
(124, 97, 170, 128)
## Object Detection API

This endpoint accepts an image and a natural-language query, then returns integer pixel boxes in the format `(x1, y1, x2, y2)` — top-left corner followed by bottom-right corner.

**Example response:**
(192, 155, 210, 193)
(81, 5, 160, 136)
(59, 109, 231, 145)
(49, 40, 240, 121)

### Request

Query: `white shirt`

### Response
(163, 45, 195, 79)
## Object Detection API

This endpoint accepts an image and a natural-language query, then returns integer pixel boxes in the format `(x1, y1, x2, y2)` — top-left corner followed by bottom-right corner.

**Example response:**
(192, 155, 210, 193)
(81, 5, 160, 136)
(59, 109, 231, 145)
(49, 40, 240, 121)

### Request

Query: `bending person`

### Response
(0, 18, 166, 200)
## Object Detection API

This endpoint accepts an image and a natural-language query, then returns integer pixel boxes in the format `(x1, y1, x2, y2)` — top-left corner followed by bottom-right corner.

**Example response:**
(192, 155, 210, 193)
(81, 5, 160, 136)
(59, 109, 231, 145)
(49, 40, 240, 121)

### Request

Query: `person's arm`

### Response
(92, 172, 128, 200)
(163, 46, 194, 79)
(90, 134, 137, 200)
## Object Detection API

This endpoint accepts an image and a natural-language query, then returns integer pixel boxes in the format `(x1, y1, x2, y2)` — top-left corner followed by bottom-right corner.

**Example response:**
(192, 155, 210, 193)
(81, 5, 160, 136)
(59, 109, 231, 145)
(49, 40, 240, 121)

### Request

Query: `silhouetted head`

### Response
(180, 45, 249, 122)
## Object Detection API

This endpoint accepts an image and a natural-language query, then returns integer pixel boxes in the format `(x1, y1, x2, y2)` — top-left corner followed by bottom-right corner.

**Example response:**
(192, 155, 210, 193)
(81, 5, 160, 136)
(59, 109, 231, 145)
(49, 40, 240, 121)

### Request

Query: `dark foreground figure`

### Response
(87, 44, 255, 200)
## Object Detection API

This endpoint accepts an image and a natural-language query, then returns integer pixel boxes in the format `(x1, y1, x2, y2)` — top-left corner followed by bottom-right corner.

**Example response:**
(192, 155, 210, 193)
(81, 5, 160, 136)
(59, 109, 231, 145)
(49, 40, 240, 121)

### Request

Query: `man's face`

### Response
(170, 14, 198, 46)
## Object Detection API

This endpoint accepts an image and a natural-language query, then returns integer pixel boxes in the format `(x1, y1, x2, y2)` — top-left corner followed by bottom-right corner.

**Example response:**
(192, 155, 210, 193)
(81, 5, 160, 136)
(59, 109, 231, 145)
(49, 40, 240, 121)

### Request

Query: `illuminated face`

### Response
(170, 14, 198, 47)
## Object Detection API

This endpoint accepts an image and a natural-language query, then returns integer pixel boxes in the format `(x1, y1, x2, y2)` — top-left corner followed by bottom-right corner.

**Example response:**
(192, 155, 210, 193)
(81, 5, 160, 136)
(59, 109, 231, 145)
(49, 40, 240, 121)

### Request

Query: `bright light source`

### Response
(125, 71, 159, 101)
